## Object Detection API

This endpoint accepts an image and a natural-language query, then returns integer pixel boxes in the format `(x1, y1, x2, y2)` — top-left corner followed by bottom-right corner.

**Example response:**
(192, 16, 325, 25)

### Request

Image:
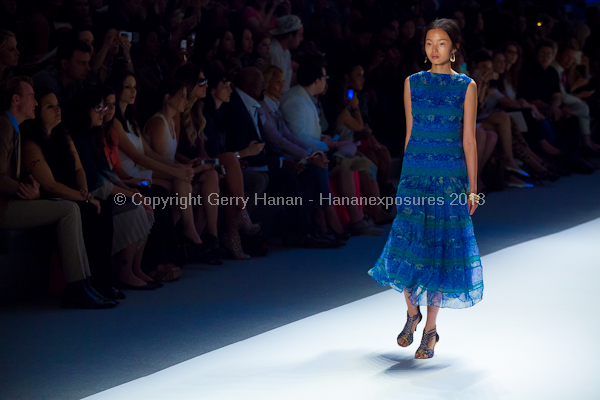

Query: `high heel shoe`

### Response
(62, 280, 118, 309)
(222, 232, 251, 260)
(233, 209, 261, 235)
(415, 327, 440, 359)
(397, 310, 422, 347)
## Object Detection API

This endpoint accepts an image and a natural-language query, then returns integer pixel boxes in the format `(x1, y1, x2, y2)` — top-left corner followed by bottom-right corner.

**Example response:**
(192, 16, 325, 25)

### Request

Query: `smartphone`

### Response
(331, 134, 340, 141)
(346, 89, 354, 100)
(180, 40, 188, 50)
(120, 32, 139, 43)
(184, 6, 195, 19)
(200, 158, 219, 165)
(139, 180, 149, 186)
(190, 33, 196, 46)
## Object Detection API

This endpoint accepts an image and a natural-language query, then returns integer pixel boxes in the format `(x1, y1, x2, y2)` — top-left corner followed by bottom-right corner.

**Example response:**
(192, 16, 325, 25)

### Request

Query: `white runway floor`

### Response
(85, 218, 600, 400)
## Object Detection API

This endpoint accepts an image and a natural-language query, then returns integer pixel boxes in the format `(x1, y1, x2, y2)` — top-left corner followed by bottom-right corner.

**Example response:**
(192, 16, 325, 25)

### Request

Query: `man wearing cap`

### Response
(269, 15, 304, 93)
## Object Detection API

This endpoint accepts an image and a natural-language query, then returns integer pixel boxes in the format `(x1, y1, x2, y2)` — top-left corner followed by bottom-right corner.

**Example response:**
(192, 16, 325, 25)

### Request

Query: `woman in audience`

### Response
(249, 30, 271, 69)
(214, 30, 240, 75)
(501, 41, 562, 156)
(236, 28, 255, 68)
(20, 88, 118, 299)
(323, 79, 393, 225)
(143, 77, 211, 255)
(343, 61, 394, 196)
(101, 87, 181, 281)
(242, 0, 279, 34)
(89, 28, 134, 86)
(202, 68, 265, 259)
(174, 64, 224, 263)
(66, 88, 160, 290)
(0, 30, 18, 82)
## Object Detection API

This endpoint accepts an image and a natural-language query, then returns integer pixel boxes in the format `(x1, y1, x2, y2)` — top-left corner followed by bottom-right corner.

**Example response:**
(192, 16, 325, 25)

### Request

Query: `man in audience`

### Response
(518, 40, 595, 173)
(32, 39, 91, 112)
(222, 67, 341, 248)
(280, 60, 382, 236)
(269, 15, 304, 93)
(0, 76, 115, 309)
(551, 41, 600, 153)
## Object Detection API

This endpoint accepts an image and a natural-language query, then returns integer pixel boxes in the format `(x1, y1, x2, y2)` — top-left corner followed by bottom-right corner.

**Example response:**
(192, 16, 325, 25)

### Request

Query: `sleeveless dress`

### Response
(118, 121, 153, 182)
(368, 71, 484, 309)
(144, 113, 178, 163)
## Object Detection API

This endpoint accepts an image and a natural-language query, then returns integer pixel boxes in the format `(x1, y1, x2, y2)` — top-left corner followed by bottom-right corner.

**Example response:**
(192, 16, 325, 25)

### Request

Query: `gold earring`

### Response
(450, 53, 456, 62)
(424, 57, 428, 63)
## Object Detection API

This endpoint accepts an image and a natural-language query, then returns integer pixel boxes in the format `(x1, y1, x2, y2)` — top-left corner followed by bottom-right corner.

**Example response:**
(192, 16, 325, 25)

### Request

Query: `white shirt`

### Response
(269, 40, 292, 93)
(279, 85, 329, 152)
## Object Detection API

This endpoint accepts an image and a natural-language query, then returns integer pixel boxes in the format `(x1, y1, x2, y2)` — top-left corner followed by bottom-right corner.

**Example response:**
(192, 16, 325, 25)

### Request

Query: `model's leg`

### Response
(416, 305, 440, 359)
(397, 290, 422, 347)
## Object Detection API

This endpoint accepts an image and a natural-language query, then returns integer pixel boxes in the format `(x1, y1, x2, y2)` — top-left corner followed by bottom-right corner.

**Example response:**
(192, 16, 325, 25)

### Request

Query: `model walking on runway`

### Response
(368, 18, 484, 359)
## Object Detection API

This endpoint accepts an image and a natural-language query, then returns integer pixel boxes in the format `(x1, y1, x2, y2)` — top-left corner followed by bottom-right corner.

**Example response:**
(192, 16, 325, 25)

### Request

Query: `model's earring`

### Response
(450, 53, 456, 63)
(424, 57, 428, 63)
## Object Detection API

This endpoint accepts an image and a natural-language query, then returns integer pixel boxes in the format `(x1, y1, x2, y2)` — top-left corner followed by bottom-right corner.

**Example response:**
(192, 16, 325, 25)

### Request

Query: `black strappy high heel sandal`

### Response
(415, 327, 440, 359)
(397, 310, 422, 347)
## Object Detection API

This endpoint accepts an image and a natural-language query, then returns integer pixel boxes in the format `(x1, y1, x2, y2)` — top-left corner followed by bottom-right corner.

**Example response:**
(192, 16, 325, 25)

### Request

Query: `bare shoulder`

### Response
(466, 80, 478, 97)
(145, 116, 164, 133)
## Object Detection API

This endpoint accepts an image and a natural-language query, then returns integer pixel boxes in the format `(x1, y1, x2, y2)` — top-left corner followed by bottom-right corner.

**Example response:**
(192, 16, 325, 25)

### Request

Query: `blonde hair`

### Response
(0, 30, 16, 76)
(262, 64, 284, 88)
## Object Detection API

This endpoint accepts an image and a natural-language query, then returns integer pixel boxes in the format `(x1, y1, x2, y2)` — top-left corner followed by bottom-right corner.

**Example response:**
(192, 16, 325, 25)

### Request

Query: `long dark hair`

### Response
(321, 79, 349, 134)
(66, 88, 105, 167)
(102, 85, 117, 148)
(20, 88, 76, 185)
(422, 18, 464, 59)
(501, 41, 523, 92)
(109, 71, 142, 137)
(175, 64, 207, 143)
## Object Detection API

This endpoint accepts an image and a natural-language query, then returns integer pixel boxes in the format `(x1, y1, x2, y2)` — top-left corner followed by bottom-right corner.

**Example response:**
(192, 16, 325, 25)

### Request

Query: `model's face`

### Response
(349, 65, 365, 91)
(256, 38, 270, 59)
(120, 76, 137, 105)
(104, 94, 116, 122)
(18, 83, 38, 121)
(213, 80, 232, 103)
(222, 31, 235, 53)
(492, 53, 506, 74)
(195, 72, 208, 99)
(40, 93, 61, 129)
(266, 70, 285, 99)
(425, 28, 455, 66)
(241, 29, 253, 54)
(504, 45, 518, 65)
(90, 100, 106, 127)
(536, 46, 554, 69)
(0, 36, 19, 67)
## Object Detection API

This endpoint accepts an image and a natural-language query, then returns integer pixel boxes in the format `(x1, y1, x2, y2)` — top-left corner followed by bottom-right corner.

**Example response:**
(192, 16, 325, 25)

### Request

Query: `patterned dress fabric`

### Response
(368, 71, 484, 309)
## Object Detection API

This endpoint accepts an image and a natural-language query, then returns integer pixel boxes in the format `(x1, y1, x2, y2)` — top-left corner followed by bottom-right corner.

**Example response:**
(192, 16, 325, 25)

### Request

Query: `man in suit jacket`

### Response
(0, 76, 115, 309)
(221, 68, 341, 248)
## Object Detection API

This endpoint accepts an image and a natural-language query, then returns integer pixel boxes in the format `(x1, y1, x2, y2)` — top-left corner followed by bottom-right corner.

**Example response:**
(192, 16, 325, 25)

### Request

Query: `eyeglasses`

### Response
(93, 105, 108, 113)
(198, 79, 208, 87)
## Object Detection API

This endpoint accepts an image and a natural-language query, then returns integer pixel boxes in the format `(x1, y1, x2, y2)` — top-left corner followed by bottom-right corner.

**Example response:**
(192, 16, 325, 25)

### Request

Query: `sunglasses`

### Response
(197, 79, 208, 87)
(93, 105, 108, 113)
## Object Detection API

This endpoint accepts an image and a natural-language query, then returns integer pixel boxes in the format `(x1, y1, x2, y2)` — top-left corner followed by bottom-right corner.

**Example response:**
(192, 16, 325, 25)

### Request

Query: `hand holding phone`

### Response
(346, 89, 354, 100)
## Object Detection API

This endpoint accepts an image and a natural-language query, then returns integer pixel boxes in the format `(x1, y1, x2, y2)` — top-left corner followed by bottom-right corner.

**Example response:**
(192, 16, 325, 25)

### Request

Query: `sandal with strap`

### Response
(415, 327, 440, 359)
(397, 310, 422, 347)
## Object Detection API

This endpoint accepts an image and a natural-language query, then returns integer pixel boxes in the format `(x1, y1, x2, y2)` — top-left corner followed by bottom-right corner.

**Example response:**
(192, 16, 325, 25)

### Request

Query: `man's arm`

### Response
(280, 99, 329, 152)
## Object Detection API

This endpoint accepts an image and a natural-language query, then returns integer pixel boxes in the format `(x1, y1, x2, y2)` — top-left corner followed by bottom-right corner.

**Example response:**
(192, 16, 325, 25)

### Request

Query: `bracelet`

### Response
(467, 192, 480, 202)
(351, 105, 360, 111)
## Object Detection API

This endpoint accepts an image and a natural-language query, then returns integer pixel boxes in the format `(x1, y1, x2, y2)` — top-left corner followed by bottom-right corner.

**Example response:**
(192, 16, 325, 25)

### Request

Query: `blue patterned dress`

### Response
(368, 71, 483, 309)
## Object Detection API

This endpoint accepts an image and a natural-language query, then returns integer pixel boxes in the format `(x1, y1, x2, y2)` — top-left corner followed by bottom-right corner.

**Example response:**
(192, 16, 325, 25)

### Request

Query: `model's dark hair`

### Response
(422, 18, 463, 58)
